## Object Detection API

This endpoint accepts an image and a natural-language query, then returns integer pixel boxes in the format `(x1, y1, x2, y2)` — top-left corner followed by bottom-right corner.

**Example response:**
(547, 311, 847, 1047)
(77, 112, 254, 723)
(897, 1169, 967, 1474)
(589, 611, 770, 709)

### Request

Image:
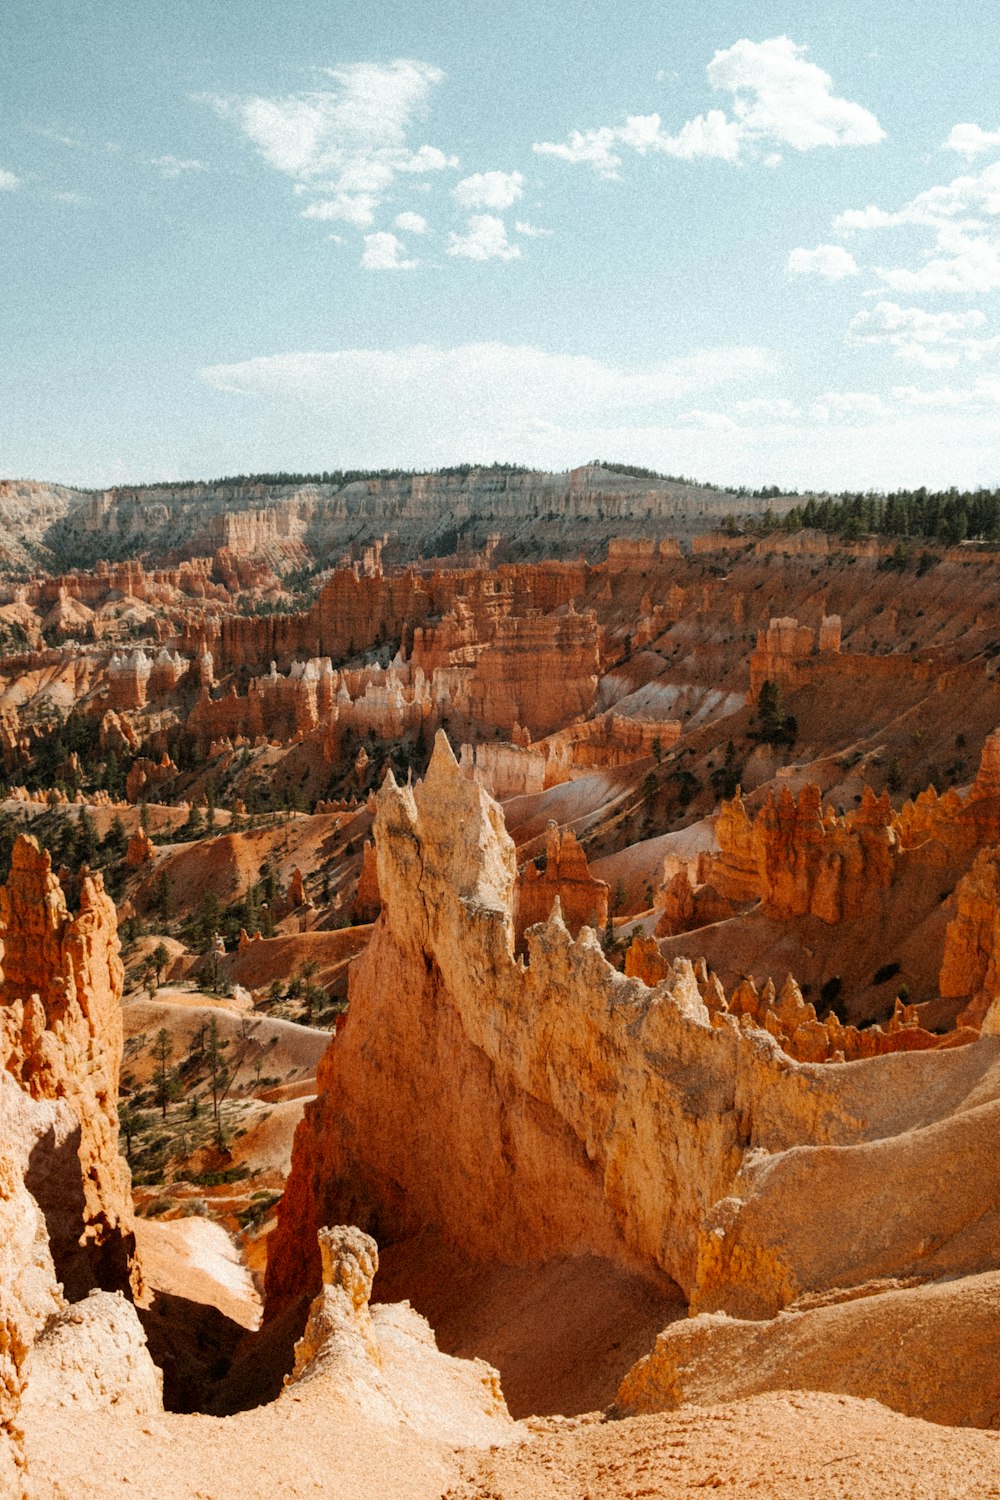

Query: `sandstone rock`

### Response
(940, 847, 1000, 1023)
(284, 1223, 512, 1448)
(266, 733, 998, 1332)
(125, 828, 155, 867)
(973, 726, 1000, 799)
(98, 710, 139, 755)
(353, 841, 381, 924)
(459, 740, 546, 799)
(535, 712, 681, 786)
(749, 616, 816, 698)
(615, 1269, 1000, 1429)
(514, 823, 609, 948)
(0, 841, 141, 1487)
(0, 1076, 64, 1491)
(707, 783, 897, 924)
(289, 1226, 381, 1383)
(125, 754, 177, 805)
(21, 1289, 161, 1417)
(0, 836, 138, 1300)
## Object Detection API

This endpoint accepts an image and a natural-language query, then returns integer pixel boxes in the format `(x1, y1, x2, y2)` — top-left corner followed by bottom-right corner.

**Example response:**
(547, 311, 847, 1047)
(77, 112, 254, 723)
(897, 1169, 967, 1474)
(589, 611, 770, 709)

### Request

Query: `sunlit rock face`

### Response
(267, 734, 1000, 1345)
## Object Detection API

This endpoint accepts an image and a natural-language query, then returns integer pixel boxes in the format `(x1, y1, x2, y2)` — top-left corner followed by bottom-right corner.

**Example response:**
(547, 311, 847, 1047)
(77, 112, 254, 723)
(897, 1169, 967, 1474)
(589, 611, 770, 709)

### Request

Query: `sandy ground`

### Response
(25, 1386, 1000, 1499)
(137, 1218, 261, 1329)
(454, 1391, 1000, 1499)
(376, 1233, 684, 1420)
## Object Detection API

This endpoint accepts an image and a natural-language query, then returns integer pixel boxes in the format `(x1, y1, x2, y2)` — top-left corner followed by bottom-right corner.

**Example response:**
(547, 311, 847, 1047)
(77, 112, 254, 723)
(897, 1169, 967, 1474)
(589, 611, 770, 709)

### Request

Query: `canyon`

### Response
(2, 473, 1000, 1496)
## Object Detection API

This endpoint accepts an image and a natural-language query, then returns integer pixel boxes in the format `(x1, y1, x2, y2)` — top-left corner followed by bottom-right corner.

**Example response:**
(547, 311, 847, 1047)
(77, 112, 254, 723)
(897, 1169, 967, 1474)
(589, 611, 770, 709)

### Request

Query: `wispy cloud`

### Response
(848, 301, 999, 367)
(147, 155, 208, 179)
(0, 169, 21, 191)
(447, 214, 520, 261)
(30, 124, 122, 155)
(533, 37, 883, 177)
(811, 391, 889, 422)
(201, 59, 455, 230)
(201, 342, 774, 437)
(787, 244, 859, 279)
(198, 343, 1000, 490)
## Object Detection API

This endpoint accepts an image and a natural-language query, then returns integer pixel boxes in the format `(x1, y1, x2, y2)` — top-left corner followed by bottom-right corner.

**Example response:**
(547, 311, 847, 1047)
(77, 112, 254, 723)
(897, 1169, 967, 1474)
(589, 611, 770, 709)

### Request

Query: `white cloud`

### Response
(148, 155, 207, 178)
(302, 193, 378, 227)
(811, 391, 888, 422)
(706, 37, 883, 151)
(200, 342, 774, 439)
(394, 210, 430, 234)
(534, 127, 623, 178)
(514, 220, 553, 238)
(0, 169, 21, 190)
(680, 409, 740, 430)
(835, 160, 1000, 294)
(943, 124, 1000, 159)
(447, 214, 521, 261)
(893, 378, 1000, 410)
(360, 231, 417, 270)
(848, 301, 998, 366)
(453, 169, 524, 210)
(787, 243, 859, 279)
(533, 36, 882, 175)
(396, 145, 456, 173)
(732, 397, 801, 420)
(875, 227, 1000, 294)
(833, 205, 899, 231)
(201, 59, 455, 231)
(197, 343, 1000, 490)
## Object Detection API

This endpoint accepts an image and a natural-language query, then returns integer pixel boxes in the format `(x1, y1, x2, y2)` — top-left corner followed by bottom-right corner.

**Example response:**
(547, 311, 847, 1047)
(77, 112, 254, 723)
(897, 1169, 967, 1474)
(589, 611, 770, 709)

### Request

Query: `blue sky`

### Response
(3, 0, 1000, 490)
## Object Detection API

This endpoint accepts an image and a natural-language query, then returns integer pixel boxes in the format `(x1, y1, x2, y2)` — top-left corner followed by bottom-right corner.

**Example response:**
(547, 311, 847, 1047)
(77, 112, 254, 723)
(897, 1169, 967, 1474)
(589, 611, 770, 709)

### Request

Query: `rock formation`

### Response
(514, 823, 609, 948)
(749, 614, 841, 697)
(352, 841, 381, 924)
(125, 828, 155, 867)
(0, 836, 137, 1300)
(939, 847, 1000, 1025)
(265, 736, 1000, 1343)
(706, 783, 897, 922)
(288, 1225, 382, 1382)
(615, 1269, 1000, 1429)
(0, 836, 140, 1486)
(284, 1222, 512, 1447)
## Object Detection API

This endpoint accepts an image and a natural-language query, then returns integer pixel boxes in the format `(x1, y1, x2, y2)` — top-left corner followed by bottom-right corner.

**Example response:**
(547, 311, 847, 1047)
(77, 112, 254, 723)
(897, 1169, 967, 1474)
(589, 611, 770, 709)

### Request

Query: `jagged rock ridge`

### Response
(265, 735, 1000, 1354)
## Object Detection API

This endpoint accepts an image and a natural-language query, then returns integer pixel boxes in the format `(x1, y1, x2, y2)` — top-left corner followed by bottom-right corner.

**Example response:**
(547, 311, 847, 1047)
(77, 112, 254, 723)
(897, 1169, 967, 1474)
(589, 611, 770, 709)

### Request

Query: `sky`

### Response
(3, 0, 1000, 492)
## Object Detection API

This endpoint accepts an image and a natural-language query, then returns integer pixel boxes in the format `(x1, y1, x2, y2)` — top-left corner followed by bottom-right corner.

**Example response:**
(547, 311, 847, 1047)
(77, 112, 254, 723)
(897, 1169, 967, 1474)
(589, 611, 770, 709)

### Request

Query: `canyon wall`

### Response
(14, 466, 798, 571)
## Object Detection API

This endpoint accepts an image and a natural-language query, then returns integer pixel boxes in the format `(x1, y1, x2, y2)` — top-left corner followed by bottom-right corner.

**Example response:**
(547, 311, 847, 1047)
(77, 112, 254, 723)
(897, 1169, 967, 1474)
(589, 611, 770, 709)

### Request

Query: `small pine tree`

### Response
(152, 1028, 175, 1120)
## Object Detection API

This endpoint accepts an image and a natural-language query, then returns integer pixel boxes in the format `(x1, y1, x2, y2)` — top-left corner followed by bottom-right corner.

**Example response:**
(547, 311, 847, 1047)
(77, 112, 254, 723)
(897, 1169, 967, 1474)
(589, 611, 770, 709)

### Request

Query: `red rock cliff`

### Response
(0, 836, 137, 1300)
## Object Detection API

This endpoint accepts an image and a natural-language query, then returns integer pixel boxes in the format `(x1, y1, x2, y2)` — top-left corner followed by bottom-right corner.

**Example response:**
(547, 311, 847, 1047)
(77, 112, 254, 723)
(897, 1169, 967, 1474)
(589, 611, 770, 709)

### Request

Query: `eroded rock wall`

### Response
(0, 836, 137, 1300)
